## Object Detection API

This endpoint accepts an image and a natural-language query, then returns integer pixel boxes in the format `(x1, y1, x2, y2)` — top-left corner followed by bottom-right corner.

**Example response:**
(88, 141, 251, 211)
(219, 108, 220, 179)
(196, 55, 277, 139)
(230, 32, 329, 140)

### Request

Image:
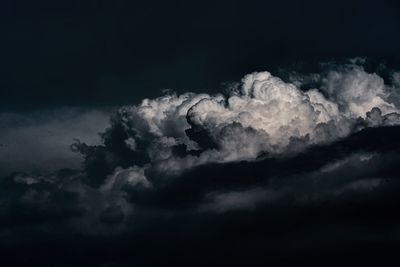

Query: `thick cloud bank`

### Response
(2, 61, 400, 266)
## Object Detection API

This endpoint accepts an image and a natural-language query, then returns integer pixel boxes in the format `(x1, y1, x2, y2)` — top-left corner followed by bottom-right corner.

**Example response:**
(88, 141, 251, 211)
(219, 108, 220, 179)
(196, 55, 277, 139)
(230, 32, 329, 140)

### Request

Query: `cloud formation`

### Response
(98, 62, 400, 184)
(2, 60, 400, 265)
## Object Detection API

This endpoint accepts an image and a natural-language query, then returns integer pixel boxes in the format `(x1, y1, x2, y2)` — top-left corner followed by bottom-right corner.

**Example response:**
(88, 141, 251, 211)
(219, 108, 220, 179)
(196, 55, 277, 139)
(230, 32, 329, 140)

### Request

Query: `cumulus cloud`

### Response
(3, 62, 400, 215)
(99, 62, 400, 183)
(26, 61, 397, 220)
(321, 66, 397, 117)
(2, 60, 400, 265)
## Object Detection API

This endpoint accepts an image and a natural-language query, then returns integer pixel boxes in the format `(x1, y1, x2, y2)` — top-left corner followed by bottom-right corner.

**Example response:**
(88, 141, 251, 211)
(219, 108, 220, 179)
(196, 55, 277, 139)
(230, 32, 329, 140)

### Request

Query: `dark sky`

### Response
(1, 0, 400, 110)
(2, 1, 400, 266)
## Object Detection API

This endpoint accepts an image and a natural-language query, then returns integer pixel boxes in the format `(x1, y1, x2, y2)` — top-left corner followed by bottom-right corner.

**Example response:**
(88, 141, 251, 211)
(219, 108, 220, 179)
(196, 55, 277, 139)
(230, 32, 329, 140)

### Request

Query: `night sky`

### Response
(1, 0, 400, 266)
(2, 0, 400, 110)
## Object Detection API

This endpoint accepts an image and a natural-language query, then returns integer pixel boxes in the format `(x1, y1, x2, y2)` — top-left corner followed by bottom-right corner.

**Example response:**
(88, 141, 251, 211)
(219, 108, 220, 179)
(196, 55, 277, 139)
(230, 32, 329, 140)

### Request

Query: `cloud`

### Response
(0, 108, 111, 175)
(200, 187, 279, 213)
(94, 62, 400, 182)
(2, 60, 400, 265)
(321, 65, 397, 117)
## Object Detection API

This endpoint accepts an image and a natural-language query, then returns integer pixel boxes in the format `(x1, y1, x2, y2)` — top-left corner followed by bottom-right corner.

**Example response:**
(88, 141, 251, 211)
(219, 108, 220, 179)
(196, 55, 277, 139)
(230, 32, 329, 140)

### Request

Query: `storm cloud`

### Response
(1, 61, 400, 266)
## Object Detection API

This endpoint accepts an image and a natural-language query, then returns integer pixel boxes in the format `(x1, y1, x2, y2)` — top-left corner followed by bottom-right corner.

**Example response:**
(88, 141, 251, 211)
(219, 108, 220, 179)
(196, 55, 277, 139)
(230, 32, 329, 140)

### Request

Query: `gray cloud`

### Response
(0, 108, 110, 176)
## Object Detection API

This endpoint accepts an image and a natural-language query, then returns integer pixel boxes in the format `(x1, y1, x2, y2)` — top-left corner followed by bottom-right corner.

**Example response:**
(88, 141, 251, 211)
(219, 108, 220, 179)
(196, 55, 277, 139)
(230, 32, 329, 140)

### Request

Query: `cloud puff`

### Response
(322, 66, 398, 117)
(105, 63, 400, 181)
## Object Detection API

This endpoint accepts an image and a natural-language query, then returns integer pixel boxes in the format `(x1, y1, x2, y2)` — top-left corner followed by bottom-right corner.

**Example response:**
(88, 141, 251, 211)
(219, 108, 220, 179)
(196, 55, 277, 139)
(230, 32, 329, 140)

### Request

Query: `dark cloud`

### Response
(1, 61, 400, 265)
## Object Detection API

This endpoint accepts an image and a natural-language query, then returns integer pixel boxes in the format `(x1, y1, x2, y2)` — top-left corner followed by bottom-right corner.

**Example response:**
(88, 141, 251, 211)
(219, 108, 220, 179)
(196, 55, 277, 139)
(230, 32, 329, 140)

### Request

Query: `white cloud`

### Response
(112, 64, 400, 178)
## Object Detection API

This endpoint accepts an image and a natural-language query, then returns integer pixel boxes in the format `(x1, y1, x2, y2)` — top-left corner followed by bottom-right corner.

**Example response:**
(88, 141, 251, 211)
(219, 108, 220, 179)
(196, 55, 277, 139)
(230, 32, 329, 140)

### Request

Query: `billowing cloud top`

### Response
(109, 64, 400, 179)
